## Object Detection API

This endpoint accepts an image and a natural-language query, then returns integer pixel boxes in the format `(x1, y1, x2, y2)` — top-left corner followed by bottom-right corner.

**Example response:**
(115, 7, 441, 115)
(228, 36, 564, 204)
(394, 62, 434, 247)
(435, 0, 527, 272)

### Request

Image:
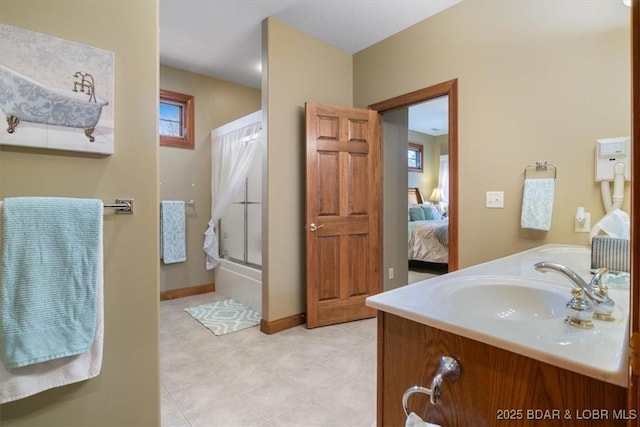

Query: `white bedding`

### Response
(408, 219, 449, 264)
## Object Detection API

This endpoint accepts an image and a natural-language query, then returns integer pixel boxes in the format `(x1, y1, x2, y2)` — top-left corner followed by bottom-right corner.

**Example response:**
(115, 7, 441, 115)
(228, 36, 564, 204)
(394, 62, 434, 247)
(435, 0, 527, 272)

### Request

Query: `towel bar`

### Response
(103, 199, 194, 215)
(524, 161, 557, 179)
(161, 199, 195, 207)
(104, 199, 133, 214)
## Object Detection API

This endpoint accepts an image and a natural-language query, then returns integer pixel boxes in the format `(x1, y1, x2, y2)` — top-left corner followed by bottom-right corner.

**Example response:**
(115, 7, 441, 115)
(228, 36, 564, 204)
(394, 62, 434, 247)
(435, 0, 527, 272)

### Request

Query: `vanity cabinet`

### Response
(377, 313, 628, 427)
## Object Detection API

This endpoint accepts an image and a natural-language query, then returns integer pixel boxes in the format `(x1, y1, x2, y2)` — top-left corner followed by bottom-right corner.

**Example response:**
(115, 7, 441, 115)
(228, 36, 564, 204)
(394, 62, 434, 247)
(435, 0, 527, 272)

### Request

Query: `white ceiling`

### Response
(409, 96, 449, 136)
(159, 0, 460, 134)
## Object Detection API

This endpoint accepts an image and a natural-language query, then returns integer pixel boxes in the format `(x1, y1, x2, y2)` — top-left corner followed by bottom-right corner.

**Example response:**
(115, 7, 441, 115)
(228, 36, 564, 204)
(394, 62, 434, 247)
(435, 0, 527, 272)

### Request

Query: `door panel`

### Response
(318, 236, 339, 301)
(317, 152, 340, 216)
(348, 235, 369, 296)
(349, 153, 369, 215)
(306, 102, 381, 328)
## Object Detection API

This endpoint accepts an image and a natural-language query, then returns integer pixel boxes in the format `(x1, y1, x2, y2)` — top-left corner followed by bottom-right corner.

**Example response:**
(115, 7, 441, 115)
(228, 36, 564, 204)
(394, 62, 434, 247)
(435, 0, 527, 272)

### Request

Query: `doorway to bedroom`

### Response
(407, 96, 450, 283)
(369, 79, 458, 291)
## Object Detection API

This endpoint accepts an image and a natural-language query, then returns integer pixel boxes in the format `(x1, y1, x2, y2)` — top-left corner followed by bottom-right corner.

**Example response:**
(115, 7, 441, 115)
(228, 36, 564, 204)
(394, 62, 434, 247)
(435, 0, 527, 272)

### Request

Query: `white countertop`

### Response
(365, 244, 629, 387)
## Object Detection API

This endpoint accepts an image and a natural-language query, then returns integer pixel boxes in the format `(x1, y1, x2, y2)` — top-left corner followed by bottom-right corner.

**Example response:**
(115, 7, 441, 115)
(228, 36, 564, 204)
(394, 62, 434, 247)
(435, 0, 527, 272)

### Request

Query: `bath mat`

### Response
(185, 299, 261, 336)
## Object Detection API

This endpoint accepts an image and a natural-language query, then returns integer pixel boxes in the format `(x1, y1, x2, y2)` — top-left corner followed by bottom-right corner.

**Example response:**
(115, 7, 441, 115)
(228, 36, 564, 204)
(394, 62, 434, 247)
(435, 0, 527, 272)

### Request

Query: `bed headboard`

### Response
(408, 187, 424, 204)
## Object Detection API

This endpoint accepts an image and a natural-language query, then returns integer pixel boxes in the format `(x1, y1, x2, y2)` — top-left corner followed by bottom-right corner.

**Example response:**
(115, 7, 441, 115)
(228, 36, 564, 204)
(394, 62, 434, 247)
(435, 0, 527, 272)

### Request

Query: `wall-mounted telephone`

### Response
(596, 137, 630, 213)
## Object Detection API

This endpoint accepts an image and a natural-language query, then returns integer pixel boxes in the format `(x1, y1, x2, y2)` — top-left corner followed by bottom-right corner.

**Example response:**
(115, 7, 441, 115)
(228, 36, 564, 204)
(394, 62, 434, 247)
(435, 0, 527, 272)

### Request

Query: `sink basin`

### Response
(450, 283, 567, 321)
(366, 244, 631, 387)
(431, 276, 570, 322)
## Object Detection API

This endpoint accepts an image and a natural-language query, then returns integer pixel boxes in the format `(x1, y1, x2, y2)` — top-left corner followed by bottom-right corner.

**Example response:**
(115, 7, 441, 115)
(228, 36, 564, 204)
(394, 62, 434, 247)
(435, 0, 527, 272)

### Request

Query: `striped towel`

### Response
(0, 197, 102, 368)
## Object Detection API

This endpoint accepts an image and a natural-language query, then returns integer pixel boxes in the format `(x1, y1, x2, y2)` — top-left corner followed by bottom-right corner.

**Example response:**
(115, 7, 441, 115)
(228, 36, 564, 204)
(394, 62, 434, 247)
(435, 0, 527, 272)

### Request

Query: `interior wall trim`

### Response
(159, 283, 215, 301)
(260, 313, 306, 334)
(369, 79, 459, 271)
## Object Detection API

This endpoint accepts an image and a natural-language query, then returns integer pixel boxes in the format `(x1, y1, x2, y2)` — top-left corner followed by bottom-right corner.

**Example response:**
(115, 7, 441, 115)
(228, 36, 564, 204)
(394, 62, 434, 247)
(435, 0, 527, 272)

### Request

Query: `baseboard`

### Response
(160, 283, 215, 301)
(260, 313, 306, 334)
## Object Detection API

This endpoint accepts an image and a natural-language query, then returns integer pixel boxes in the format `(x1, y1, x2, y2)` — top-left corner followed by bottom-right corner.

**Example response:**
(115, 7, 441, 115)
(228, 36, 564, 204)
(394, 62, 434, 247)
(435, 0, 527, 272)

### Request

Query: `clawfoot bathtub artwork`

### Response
(0, 65, 108, 142)
(1, 23, 114, 154)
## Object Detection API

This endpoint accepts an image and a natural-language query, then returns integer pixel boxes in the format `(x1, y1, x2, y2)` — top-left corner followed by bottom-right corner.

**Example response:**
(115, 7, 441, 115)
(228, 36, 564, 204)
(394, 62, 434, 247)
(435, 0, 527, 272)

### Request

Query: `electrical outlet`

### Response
(575, 212, 591, 233)
(486, 191, 504, 208)
(389, 267, 394, 280)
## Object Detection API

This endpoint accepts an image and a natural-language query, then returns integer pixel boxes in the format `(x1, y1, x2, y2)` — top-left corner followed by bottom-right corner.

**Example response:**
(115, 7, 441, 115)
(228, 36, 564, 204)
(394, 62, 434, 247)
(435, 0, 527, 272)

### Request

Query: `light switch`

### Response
(486, 191, 504, 208)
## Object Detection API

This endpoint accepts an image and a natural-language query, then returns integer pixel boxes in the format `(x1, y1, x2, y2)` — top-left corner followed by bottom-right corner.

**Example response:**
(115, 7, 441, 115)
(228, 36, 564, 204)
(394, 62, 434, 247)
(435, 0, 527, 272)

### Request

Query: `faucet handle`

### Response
(565, 287, 594, 329)
(597, 283, 609, 296)
(592, 283, 616, 322)
(590, 267, 608, 288)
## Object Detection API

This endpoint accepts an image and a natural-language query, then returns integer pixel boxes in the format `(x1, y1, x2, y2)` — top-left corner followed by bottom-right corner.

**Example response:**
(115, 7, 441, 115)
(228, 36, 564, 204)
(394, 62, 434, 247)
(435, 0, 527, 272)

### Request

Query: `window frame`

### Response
(408, 142, 424, 172)
(159, 89, 194, 149)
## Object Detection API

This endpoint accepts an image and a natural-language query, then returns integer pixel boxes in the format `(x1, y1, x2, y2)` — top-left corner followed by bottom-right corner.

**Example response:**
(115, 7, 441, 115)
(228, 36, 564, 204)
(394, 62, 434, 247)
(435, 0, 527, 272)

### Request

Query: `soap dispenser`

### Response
(565, 287, 595, 329)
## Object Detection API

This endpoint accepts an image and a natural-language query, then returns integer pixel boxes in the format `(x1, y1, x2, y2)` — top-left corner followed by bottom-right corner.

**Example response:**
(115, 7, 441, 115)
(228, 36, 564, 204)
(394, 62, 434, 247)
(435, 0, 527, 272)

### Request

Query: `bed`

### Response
(407, 188, 449, 266)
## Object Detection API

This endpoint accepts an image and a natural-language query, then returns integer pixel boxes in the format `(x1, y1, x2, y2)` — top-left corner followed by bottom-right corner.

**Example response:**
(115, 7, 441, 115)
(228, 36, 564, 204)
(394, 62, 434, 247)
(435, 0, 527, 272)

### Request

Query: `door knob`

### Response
(309, 223, 325, 232)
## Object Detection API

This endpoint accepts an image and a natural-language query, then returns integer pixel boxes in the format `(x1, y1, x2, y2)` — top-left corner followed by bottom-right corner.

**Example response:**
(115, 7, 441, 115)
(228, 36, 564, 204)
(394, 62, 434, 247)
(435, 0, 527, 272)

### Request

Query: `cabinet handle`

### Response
(402, 356, 461, 416)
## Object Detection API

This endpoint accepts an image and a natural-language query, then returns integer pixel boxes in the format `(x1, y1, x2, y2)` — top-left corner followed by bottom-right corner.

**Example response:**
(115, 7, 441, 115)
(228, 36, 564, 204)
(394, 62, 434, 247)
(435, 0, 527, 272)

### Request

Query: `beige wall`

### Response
(262, 18, 353, 321)
(383, 110, 410, 290)
(159, 65, 260, 293)
(354, 1, 631, 267)
(0, 1, 160, 425)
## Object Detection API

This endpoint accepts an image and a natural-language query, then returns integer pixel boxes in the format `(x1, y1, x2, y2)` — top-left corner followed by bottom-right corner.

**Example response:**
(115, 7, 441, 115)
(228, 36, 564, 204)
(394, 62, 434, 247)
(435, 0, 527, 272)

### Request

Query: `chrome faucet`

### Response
(534, 262, 615, 321)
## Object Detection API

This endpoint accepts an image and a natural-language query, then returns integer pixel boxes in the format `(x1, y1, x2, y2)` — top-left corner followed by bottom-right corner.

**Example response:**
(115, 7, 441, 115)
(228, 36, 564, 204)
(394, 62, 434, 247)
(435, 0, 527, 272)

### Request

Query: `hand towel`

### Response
(406, 412, 441, 427)
(0, 197, 102, 368)
(160, 201, 186, 264)
(0, 199, 104, 403)
(520, 178, 555, 231)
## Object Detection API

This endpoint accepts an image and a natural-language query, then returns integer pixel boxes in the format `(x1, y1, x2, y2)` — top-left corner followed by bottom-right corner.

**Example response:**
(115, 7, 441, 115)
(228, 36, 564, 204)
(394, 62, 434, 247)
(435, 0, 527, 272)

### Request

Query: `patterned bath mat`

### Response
(185, 299, 261, 336)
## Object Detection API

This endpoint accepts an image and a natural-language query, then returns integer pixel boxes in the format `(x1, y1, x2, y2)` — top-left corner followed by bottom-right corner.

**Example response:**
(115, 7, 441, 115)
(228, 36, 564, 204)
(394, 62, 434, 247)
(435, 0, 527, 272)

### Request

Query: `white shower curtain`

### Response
(203, 120, 261, 270)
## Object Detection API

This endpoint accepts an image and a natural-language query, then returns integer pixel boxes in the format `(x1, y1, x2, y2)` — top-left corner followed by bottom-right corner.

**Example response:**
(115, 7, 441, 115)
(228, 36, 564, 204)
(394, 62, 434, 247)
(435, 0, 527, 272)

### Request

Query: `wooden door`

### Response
(305, 102, 382, 328)
(630, 0, 639, 423)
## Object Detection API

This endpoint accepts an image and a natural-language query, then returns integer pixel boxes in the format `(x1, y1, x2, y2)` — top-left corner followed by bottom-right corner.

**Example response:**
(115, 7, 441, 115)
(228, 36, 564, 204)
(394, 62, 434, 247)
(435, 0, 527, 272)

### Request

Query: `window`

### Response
(408, 143, 423, 172)
(159, 89, 194, 149)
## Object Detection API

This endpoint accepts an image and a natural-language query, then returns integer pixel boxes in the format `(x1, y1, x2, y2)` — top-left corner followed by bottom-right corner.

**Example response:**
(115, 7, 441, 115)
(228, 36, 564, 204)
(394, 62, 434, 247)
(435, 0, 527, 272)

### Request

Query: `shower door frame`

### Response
(223, 177, 262, 269)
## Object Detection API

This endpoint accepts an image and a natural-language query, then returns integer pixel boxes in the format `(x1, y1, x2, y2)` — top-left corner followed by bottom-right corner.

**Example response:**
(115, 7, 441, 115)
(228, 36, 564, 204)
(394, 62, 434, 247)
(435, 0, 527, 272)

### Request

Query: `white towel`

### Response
(520, 178, 555, 231)
(160, 201, 186, 264)
(406, 412, 442, 427)
(0, 201, 104, 403)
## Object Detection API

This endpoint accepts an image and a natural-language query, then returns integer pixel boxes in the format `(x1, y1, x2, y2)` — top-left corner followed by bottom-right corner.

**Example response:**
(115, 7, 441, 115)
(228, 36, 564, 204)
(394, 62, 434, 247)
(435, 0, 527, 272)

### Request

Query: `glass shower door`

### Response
(220, 152, 262, 268)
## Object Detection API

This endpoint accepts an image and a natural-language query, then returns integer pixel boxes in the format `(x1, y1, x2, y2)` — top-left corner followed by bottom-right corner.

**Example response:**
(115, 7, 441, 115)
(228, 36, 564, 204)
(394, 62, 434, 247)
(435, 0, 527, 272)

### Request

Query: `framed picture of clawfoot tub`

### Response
(0, 24, 115, 155)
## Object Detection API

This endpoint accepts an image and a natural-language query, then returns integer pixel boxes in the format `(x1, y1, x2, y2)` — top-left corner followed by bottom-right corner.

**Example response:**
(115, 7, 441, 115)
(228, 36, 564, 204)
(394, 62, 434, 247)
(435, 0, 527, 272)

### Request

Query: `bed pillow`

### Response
(409, 206, 426, 221)
(421, 204, 441, 220)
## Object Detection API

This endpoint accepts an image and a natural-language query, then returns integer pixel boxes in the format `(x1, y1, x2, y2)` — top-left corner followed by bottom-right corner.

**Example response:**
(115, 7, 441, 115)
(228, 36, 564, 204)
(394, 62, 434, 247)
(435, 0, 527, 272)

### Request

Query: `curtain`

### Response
(438, 154, 449, 203)
(203, 121, 261, 270)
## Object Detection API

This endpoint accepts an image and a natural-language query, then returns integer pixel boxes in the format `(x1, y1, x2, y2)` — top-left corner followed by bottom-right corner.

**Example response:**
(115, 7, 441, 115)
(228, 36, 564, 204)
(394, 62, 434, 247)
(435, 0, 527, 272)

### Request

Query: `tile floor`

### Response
(160, 292, 377, 427)
(408, 270, 438, 284)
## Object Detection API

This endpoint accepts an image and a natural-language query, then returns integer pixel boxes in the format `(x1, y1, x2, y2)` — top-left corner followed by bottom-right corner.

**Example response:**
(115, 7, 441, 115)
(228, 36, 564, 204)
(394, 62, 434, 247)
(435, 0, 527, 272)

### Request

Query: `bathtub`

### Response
(214, 259, 262, 315)
(0, 65, 108, 141)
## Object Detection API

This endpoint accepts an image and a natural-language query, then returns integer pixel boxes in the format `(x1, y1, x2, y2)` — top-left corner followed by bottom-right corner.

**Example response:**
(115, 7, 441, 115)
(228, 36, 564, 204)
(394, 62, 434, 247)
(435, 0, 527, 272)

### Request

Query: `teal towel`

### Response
(0, 197, 102, 368)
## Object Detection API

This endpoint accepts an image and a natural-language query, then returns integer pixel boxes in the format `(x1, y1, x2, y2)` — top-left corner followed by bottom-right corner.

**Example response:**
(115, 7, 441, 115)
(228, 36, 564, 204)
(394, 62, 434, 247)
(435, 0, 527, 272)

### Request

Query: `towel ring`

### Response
(524, 161, 557, 179)
(402, 356, 461, 417)
(403, 385, 432, 417)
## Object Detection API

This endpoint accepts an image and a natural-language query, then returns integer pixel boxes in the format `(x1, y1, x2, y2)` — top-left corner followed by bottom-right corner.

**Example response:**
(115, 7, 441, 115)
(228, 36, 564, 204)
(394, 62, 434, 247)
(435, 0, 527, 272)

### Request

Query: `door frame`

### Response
(629, 0, 639, 420)
(369, 79, 459, 271)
